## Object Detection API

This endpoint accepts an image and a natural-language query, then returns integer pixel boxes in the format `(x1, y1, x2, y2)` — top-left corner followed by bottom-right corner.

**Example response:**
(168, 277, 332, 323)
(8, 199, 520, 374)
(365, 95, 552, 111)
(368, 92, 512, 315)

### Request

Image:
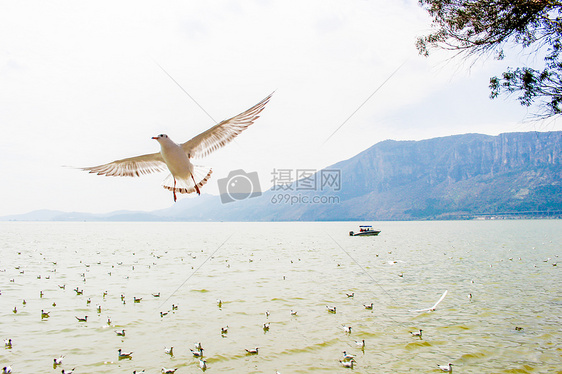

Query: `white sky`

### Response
(1, 0, 561, 216)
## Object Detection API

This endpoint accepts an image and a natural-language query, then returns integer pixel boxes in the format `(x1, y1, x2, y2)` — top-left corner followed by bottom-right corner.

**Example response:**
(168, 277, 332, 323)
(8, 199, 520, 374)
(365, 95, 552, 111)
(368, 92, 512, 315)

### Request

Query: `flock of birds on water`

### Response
(1, 242, 558, 373)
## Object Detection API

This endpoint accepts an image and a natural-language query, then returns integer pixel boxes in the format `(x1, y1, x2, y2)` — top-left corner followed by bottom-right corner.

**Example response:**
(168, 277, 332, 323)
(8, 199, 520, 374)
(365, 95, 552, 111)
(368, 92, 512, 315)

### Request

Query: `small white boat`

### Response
(349, 225, 381, 236)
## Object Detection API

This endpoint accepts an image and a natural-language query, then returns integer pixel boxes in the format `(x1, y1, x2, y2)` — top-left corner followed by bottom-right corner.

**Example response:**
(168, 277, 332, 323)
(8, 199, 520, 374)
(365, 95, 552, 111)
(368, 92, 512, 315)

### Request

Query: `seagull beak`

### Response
(151, 137, 158, 140)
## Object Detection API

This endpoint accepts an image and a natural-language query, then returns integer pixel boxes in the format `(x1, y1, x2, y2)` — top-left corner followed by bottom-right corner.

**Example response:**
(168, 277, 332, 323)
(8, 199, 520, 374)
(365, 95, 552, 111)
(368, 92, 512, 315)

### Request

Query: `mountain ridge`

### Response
(3, 131, 562, 221)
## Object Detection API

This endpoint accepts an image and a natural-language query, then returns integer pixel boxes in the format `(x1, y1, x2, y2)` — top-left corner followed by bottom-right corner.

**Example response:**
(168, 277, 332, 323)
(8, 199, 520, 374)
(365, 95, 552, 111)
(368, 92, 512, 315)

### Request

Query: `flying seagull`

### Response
(411, 290, 448, 313)
(80, 93, 272, 202)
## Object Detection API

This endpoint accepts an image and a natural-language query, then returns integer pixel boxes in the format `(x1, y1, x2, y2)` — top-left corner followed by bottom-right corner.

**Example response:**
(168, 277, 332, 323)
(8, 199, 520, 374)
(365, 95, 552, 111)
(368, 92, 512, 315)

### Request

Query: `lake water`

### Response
(0, 221, 561, 373)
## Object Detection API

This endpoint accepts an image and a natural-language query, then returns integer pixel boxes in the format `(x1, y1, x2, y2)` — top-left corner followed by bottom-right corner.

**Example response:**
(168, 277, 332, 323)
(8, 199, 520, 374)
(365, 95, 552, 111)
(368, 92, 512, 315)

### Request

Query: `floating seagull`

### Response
(363, 303, 374, 310)
(61, 368, 75, 374)
(75, 316, 87, 322)
(161, 367, 177, 373)
(4, 339, 12, 348)
(41, 310, 50, 318)
(115, 329, 126, 336)
(133, 297, 142, 303)
(190, 348, 204, 357)
(221, 326, 229, 334)
(412, 290, 448, 312)
(194, 342, 203, 350)
(437, 363, 453, 372)
(410, 329, 423, 339)
(53, 356, 64, 365)
(263, 322, 270, 331)
(290, 310, 298, 316)
(355, 339, 365, 348)
(118, 349, 133, 359)
(12, 307, 16, 314)
(152, 293, 160, 297)
(342, 351, 355, 361)
(245, 347, 259, 354)
(2, 366, 12, 374)
(326, 305, 337, 313)
(80, 93, 272, 202)
(342, 325, 352, 334)
(339, 360, 354, 368)
(199, 358, 207, 371)
(164, 346, 173, 356)
(346, 292, 354, 298)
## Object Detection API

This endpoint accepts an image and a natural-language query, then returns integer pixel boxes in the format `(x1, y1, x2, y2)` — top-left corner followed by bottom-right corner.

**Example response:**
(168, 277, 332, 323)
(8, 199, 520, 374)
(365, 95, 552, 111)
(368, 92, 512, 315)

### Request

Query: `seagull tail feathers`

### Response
(162, 167, 212, 195)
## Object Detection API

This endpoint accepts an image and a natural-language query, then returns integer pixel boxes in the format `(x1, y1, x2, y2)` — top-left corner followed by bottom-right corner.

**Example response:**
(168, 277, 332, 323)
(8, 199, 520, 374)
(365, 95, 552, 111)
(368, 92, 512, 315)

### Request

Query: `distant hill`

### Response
(3, 131, 562, 221)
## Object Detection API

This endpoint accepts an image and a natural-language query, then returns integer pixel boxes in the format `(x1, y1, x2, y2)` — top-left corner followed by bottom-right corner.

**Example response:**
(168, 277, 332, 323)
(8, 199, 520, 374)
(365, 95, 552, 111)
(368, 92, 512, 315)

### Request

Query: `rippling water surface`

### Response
(1, 221, 561, 373)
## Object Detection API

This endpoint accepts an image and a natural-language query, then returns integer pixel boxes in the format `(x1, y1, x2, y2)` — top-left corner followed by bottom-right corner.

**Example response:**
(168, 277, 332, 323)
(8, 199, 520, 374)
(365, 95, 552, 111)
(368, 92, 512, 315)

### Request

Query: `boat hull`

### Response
(349, 230, 380, 236)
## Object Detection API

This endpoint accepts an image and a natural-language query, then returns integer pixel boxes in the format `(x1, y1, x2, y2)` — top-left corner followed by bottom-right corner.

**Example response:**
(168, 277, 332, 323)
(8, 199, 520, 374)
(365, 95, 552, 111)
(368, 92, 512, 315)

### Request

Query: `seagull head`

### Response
(152, 134, 171, 144)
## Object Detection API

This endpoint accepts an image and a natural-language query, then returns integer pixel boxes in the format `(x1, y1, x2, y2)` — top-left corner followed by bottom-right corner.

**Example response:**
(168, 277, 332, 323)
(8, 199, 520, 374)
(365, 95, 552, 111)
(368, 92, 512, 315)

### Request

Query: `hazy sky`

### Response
(1, 0, 561, 216)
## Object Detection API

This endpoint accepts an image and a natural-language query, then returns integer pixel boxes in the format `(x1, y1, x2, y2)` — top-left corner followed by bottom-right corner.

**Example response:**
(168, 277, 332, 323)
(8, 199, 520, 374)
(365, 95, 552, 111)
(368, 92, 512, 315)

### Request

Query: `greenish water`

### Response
(1, 221, 561, 373)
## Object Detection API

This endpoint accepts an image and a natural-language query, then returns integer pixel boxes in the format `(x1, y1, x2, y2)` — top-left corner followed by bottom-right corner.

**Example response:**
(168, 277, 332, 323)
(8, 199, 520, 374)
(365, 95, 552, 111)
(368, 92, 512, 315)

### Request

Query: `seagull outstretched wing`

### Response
(411, 290, 448, 312)
(181, 93, 273, 159)
(80, 152, 166, 177)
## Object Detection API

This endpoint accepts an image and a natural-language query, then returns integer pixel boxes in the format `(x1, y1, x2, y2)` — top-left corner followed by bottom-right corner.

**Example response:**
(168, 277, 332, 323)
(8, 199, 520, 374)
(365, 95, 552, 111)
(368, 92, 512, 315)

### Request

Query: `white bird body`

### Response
(53, 356, 64, 365)
(115, 329, 125, 336)
(355, 339, 365, 348)
(437, 363, 453, 372)
(410, 329, 423, 338)
(161, 367, 178, 373)
(412, 290, 448, 313)
(2, 366, 12, 374)
(199, 359, 207, 370)
(340, 360, 354, 368)
(81, 93, 272, 202)
(118, 349, 133, 358)
(245, 347, 259, 354)
(190, 348, 204, 357)
(342, 351, 355, 360)
(62, 368, 75, 374)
